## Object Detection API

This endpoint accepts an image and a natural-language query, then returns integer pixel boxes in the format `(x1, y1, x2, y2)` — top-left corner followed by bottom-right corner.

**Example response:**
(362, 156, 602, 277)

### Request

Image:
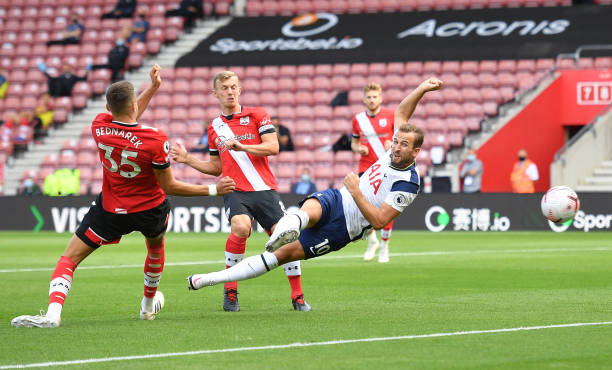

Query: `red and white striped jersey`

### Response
(208, 106, 277, 192)
(352, 108, 395, 173)
(91, 113, 170, 214)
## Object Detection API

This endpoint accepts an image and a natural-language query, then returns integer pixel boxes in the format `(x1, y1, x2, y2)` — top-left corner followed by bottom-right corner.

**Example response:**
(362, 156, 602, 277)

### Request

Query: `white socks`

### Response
(283, 261, 301, 276)
(46, 302, 62, 320)
(292, 210, 309, 231)
(208, 252, 279, 284)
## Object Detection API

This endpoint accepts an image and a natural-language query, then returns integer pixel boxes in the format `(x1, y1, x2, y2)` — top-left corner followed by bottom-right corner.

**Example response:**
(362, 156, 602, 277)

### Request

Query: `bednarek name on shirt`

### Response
(95, 127, 143, 148)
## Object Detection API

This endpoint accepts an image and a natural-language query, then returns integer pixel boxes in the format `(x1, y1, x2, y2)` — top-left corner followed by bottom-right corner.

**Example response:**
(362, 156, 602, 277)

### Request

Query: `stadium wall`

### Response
(479, 70, 612, 192)
(551, 107, 612, 189)
(2, 193, 610, 233)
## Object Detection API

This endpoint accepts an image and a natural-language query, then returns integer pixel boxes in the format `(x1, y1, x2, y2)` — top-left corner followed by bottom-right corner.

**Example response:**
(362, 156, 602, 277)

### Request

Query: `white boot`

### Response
(378, 240, 389, 263)
(363, 230, 379, 261)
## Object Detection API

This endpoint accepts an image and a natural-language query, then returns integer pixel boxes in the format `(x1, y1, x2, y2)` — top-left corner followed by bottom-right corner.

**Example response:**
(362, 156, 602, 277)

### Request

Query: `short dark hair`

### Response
(106, 81, 135, 116)
(398, 123, 424, 149)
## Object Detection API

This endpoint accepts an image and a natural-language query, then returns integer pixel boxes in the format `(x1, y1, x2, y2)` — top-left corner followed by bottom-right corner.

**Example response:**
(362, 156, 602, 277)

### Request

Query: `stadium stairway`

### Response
(579, 159, 612, 191)
(431, 71, 557, 192)
(3, 17, 232, 196)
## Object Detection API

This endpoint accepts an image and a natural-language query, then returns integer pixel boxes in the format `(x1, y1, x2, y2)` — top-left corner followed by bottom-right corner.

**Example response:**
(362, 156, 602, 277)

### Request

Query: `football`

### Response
(541, 186, 580, 223)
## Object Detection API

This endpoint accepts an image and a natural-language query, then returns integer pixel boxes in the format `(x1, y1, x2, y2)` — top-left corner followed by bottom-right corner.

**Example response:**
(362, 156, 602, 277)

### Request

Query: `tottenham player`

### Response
(185, 78, 443, 293)
(11, 65, 236, 328)
(170, 71, 310, 311)
(352, 82, 396, 262)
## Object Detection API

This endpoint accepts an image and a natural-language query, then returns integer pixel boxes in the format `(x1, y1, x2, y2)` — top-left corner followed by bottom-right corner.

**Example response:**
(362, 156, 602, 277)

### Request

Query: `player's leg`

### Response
(11, 234, 95, 328)
(266, 197, 323, 252)
(363, 229, 379, 261)
(136, 199, 171, 320)
(140, 232, 166, 320)
(378, 221, 394, 263)
(187, 241, 306, 290)
(223, 214, 251, 311)
(260, 191, 321, 311)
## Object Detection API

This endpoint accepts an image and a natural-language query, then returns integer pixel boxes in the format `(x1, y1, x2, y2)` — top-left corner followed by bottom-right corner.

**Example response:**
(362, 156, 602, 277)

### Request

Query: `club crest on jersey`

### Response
(240, 117, 250, 125)
(379, 119, 388, 127)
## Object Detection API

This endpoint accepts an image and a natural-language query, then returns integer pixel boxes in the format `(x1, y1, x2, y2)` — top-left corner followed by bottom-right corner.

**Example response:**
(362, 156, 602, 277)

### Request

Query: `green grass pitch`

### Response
(1, 231, 611, 369)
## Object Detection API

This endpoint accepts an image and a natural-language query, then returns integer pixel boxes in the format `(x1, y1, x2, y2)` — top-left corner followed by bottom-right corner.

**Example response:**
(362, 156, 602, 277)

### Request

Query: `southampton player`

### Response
(11, 65, 236, 328)
(185, 78, 443, 294)
(170, 71, 310, 311)
(351, 82, 396, 262)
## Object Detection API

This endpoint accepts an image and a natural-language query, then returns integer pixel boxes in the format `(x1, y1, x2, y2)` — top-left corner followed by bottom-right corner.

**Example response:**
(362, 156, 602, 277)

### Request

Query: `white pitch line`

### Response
(2, 247, 612, 273)
(2, 321, 612, 369)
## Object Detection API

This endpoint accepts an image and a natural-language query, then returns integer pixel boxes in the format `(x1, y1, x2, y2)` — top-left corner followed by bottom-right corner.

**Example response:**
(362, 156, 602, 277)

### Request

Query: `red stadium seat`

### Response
(296, 64, 315, 77)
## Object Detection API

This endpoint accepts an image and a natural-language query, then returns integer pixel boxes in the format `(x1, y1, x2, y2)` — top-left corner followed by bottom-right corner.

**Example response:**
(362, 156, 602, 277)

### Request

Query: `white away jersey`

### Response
(339, 150, 420, 239)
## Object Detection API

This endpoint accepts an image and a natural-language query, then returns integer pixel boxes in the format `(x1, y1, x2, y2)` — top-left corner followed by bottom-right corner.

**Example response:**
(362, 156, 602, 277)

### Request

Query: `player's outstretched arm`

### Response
(170, 142, 223, 176)
(154, 167, 235, 196)
(343, 172, 400, 229)
(224, 132, 279, 157)
(136, 64, 162, 120)
(394, 77, 443, 129)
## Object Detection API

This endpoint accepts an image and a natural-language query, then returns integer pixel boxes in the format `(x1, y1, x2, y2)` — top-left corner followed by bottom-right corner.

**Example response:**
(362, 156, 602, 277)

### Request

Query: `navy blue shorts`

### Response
(298, 189, 352, 259)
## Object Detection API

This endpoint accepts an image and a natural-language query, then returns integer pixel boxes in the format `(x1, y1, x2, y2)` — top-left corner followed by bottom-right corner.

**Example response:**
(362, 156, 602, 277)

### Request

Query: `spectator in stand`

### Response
(460, 148, 483, 193)
(291, 168, 317, 195)
(34, 93, 55, 138)
(271, 116, 294, 152)
(127, 9, 150, 44)
(89, 38, 130, 83)
(39, 62, 88, 98)
(101, 0, 137, 19)
(511, 148, 539, 193)
(19, 178, 42, 196)
(46, 13, 84, 46)
(0, 67, 8, 99)
(165, 0, 204, 31)
(190, 121, 210, 153)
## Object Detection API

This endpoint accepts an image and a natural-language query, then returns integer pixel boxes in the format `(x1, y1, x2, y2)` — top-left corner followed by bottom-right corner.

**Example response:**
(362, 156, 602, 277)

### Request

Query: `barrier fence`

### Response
(2, 193, 610, 233)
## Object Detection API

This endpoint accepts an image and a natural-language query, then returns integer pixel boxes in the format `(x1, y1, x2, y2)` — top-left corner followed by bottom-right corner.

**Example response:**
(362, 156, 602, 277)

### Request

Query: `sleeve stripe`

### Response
(259, 128, 276, 136)
(391, 180, 419, 194)
(259, 124, 275, 133)
(152, 162, 170, 169)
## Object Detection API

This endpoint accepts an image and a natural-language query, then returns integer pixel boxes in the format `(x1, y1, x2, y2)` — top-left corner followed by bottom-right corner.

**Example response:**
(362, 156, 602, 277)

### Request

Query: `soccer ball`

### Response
(541, 186, 580, 223)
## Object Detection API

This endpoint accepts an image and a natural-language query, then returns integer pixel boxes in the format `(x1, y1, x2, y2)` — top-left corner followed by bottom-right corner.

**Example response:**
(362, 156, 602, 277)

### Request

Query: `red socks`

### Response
(48, 256, 77, 306)
(144, 238, 165, 298)
(224, 233, 247, 291)
(288, 275, 303, 300)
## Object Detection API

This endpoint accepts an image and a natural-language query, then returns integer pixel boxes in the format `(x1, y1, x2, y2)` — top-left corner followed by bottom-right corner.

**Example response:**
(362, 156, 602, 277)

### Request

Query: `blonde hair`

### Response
(213, 70, 239, 90)
(363, 82, 382, 95)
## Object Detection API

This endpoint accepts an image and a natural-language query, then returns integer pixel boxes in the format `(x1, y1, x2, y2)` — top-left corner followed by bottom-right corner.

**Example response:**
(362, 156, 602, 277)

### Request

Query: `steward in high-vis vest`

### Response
(510, 149, 539, 193)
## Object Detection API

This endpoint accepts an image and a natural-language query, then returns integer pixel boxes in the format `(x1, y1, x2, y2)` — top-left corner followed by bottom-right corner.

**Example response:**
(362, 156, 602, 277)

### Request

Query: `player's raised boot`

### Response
(378, 240, 389, 263)
(223, 288, 240, 312)
(139, 291, 165, 320)
(266, 219, 301, 253)
(11, 312, 60, 328)
(363, 231, 379, 261)
(292, 294, 312, 312)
